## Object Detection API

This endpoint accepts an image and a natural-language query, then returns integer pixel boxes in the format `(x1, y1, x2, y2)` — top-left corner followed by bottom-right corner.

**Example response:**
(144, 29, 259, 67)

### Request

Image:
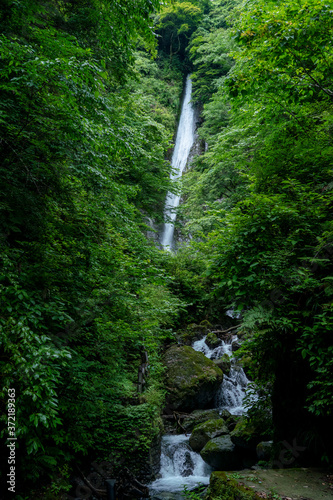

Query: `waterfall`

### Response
(160, 75, 196, 251)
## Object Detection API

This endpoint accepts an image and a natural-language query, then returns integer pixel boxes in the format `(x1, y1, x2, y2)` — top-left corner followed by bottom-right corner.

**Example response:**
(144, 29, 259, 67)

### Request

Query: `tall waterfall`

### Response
(160, 75, 196, 250)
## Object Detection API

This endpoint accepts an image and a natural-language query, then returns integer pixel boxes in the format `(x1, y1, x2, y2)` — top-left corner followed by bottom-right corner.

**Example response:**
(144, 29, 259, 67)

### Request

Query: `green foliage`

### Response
(189, 0, 239, 104)
(179, 0, 333, 463)
(183, 483, 206, 499)
(0, 0, 187, 489)
(155, 1, 203, 65)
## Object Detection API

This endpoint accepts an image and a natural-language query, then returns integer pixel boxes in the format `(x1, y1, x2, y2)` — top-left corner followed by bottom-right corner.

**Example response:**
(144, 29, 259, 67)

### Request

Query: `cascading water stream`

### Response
(192, 336, 249, 416)
(150, 335, 251, 497)
(160, 75, 196, 251)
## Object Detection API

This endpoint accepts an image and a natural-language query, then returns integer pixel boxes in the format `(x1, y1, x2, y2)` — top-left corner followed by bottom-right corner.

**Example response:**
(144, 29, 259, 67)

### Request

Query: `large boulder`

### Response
(200, 435, 240, 470)
(189, 418, 229, 452)
(230, 417, 266, 450)
(163, 345, 223, 412)
(256, 440, 274, 461)
(182, 409, 220, 433)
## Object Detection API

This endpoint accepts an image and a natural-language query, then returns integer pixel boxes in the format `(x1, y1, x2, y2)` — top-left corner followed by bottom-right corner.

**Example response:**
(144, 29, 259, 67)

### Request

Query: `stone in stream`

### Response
(181, 451, 195, 477)
(219, 409, 240, 432)
(205, 332, 221, 348)
(200, 435, 241, 470)
(232, 340, 241, 352)
(163, 345, 223, 412)
(189, 418, 229, 452)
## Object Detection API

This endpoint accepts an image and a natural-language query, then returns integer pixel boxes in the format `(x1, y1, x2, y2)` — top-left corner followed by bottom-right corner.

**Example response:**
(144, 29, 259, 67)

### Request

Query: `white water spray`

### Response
(160, 75, 196, 250)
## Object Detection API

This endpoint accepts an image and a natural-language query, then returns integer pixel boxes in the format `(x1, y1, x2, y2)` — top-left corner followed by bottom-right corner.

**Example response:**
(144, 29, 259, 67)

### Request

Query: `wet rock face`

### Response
(189, 419, 229, 452)
(163, 345, 223, 412)
(182, 451, 195, 477)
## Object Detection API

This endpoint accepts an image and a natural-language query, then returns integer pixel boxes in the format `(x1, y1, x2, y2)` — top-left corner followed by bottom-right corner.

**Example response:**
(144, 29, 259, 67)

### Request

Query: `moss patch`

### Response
(207, 471, 262, 500)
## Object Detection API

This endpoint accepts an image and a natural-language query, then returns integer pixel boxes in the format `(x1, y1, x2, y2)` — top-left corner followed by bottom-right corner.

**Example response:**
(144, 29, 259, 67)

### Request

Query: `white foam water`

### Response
(150, 434, 211, 495)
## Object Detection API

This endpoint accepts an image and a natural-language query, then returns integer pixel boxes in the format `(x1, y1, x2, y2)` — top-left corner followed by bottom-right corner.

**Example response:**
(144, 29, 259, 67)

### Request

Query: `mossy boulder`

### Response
(182, 409, 220, 433)
(200, 435, 240, 470)
(163, 345, 223, 412)
(230, 417, 263, 450)
(220, 410, 240, 431)
(205, 332, 221, 348)
(213, 354, 231, 374)
(189, 418, 229, 452)
(207, 471, 262, 500)
(256, 440, 273, 461)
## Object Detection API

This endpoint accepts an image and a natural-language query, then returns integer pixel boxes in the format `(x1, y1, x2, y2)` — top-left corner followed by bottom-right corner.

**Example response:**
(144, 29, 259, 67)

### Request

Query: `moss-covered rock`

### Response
(205, 332, 221, 348)
(230, 417, 264, 450)
(213, 353, 231, 374)
(163, 345, 223, 412)
(206, 471, 263, 500)
(182, 409, 220, 433)
(238, 355, 253, 378)
(220, 410, 240, 431)
(178, 321, 213, 345)
(189, 418, 229, 452)
(256, 440, 273, 461)
(200, 435, 240, 470)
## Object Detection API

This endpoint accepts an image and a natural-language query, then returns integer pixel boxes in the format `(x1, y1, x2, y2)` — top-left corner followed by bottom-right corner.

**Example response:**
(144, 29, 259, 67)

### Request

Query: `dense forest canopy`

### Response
(0, 0, 332, 497)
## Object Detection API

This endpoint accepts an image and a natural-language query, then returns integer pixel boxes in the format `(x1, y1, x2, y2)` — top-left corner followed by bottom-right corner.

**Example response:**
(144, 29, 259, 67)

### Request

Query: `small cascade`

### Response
(150, 435, 211, 496)
(192, 335, 249, 415)
(150, 334, 251, 497)
(160, 75, 196, 251)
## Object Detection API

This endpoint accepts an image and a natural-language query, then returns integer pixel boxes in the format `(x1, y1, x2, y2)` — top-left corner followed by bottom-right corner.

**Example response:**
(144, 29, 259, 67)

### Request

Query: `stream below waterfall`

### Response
(150, 335, 251, 499)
